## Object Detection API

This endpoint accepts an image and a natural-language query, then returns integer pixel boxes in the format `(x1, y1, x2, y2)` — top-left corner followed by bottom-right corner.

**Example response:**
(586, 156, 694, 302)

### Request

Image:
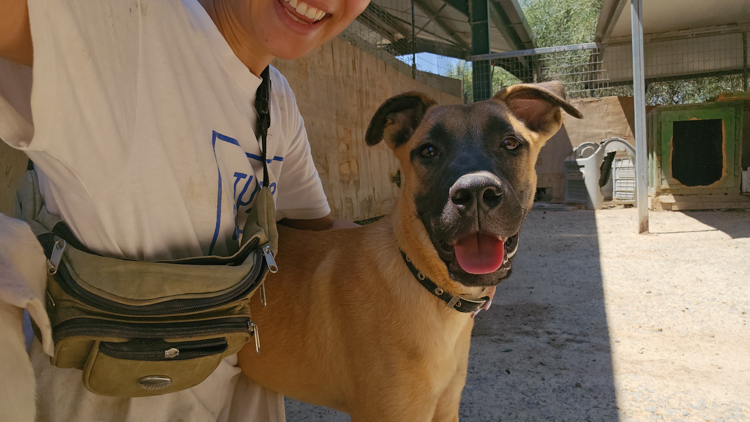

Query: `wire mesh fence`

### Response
(475, 30, 749, 104)
(599, 31, 748, 105)
(486, 46, 611, 98)
(343, 0, 467, 83)
(343, 2, 748, 106)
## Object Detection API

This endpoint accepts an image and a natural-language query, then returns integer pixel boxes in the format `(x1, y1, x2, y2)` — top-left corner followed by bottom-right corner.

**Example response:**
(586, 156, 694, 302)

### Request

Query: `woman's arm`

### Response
(0, 0, 33, 66)
(279, 215, 359, 231)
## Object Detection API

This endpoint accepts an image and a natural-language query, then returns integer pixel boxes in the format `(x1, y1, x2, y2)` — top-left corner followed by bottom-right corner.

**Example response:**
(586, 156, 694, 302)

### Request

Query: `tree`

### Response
(519, 0, 602, 48)
(445, 62, 521, 103)
(448, 0, 741, 104)
(448, 0, 603, 101)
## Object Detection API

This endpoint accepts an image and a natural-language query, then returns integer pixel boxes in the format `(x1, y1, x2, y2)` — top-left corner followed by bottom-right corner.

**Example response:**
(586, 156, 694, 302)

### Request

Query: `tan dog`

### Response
(239, 82, 582, 421)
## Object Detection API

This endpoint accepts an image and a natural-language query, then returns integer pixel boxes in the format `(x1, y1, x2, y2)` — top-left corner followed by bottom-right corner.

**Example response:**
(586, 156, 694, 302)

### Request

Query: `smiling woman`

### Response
(0, 0, 368, 421)
(197, 0, 368, 74)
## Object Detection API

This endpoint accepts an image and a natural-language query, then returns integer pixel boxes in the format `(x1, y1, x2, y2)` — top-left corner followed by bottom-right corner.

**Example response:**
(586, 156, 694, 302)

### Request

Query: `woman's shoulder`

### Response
(268, 65, 301, 115)
(269, 66, 294, 96)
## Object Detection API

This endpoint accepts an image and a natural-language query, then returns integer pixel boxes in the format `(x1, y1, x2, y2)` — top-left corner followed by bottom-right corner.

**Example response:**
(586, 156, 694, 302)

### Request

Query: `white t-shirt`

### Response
(0, 0, 332, 420)
(1, 0, 330, 262)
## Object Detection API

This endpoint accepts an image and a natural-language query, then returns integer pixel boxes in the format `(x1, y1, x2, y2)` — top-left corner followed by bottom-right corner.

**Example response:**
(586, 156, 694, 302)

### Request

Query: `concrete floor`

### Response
(285, 208, 750, 421)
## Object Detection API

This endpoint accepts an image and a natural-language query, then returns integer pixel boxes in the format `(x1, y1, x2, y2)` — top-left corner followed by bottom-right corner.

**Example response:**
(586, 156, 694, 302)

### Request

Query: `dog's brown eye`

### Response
(419, 145, 438, 158)
(503, 137, 520, 150)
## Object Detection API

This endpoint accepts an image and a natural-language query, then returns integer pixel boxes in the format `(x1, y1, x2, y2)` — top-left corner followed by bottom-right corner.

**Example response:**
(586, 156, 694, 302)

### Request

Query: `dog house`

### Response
(648, 101, 750, 210)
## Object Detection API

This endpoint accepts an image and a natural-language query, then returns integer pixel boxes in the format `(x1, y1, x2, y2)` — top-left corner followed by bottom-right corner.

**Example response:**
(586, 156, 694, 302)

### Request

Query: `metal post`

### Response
(411, 0, 417, 79)
(743, 32, 748, 92)
(631, 0, 648, 233)
(470, 0, 491, 102)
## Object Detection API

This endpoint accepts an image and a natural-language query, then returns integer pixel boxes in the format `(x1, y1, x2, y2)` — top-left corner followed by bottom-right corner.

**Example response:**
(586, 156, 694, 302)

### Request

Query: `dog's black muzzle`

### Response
(420, 170, 525, 288)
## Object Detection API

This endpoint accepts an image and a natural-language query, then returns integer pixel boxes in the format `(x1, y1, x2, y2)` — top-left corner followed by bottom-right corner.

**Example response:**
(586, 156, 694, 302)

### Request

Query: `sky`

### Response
(397, 52, 463, 77)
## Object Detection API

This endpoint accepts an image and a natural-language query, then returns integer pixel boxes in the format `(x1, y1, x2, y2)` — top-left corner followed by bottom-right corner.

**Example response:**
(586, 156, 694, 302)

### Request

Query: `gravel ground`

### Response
(285, 208, 750, 421)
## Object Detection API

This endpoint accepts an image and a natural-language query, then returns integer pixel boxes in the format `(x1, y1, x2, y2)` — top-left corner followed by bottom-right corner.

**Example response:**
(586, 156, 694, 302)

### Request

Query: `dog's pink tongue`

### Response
(453, 233, 504, 274)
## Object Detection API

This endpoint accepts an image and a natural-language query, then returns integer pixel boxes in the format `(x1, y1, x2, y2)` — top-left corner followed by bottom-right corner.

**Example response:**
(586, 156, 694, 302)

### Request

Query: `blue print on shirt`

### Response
(233, 172, 255, 209)
(246, 152, 285, 164)
(210, 131, 283, 254)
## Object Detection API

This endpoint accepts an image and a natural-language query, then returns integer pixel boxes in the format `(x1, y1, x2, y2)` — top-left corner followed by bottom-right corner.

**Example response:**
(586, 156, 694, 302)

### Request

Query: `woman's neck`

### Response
(198, 0, 273, 77)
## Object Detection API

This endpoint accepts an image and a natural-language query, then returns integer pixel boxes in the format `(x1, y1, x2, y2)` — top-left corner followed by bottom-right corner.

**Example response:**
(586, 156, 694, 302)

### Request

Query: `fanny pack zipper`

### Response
(50, 238, 267, 316)
(52, 317, 253, 343)
(99, 338, 229, 361)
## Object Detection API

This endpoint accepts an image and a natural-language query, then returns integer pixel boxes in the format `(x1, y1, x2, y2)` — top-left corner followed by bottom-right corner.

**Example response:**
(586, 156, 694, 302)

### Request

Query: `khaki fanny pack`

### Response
(17, 66, 279, 397)
(18, 169, 278, 397)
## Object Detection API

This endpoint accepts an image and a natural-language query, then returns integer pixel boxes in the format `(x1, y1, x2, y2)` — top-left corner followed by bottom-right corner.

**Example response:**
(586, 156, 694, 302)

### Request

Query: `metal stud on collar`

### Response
(417, 272, 426, 281)
(434, 288, 444, 295)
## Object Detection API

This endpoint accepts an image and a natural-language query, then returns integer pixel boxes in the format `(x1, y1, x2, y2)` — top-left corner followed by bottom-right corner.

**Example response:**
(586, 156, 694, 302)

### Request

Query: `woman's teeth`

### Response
(283, 0, 327, 22)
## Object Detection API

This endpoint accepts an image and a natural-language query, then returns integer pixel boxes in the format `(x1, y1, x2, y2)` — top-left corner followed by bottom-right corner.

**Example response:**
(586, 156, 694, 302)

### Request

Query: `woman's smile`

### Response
(272, 0, 332, 36)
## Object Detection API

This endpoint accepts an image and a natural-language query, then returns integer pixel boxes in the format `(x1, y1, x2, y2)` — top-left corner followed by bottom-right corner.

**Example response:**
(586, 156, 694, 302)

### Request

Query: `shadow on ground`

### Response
(461, 210, 617, 421)
(671, 210, 750, 239)
(286, 210, 617, 421)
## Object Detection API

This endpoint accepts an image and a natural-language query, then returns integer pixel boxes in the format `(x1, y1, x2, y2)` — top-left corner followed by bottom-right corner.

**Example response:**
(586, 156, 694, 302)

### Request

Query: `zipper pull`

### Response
(250, 322, 260, 353)
(47, 239, 67, 275)
(262, 245, 278, 273)
(164, 348, 179, 359)
(260, 282, 267, 307)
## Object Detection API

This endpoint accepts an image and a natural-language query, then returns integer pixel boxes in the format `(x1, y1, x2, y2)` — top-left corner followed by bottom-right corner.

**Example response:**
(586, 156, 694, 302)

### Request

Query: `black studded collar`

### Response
(400, 251, 489, 314)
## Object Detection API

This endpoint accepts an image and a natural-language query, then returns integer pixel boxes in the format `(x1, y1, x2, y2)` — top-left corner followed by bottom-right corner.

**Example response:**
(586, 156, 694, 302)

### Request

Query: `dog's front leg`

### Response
(431, 323, 473, 422)
(430, 361, 468, 422)
(349, 396, 440, 422)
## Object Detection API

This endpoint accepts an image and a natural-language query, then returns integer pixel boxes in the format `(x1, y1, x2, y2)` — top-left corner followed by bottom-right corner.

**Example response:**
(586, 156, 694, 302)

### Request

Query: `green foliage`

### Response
(445, 62, 521, 103)
(519, 0, 602, 47)
(447, 0, 603, 101)
(520, 0, 603, 99)
(600, 75, 745, 106)
(645, 75, 745, 105)
(445, 0, 743, 104)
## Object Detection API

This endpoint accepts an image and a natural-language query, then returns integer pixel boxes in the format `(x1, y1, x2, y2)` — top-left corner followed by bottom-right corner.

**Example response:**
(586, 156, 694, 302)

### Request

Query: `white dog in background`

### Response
(0, 213, 53, 422)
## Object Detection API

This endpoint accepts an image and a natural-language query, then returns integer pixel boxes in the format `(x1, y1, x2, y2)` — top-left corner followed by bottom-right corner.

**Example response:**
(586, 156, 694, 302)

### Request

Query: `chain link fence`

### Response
(471, 30, 749, 104)
(344, 3, 748, 106)
(340, 0, 468, 96)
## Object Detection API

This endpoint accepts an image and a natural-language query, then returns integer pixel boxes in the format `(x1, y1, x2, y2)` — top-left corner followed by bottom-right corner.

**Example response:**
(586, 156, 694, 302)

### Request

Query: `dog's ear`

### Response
(493, 81, 582, 137)
(365, 92, 436, 149)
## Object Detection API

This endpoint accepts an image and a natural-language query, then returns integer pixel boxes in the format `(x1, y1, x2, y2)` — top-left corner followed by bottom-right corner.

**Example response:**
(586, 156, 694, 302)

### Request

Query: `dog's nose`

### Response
(449, 172, 504, 211)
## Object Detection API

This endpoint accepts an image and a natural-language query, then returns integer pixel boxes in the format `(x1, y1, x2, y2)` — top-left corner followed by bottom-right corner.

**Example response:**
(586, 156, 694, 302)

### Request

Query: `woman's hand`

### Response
(279, 214, 359, 231)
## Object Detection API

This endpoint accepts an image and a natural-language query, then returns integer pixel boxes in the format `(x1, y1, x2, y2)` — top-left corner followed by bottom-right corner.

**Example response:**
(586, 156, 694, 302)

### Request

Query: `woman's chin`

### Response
(265, 40, 321, 60)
